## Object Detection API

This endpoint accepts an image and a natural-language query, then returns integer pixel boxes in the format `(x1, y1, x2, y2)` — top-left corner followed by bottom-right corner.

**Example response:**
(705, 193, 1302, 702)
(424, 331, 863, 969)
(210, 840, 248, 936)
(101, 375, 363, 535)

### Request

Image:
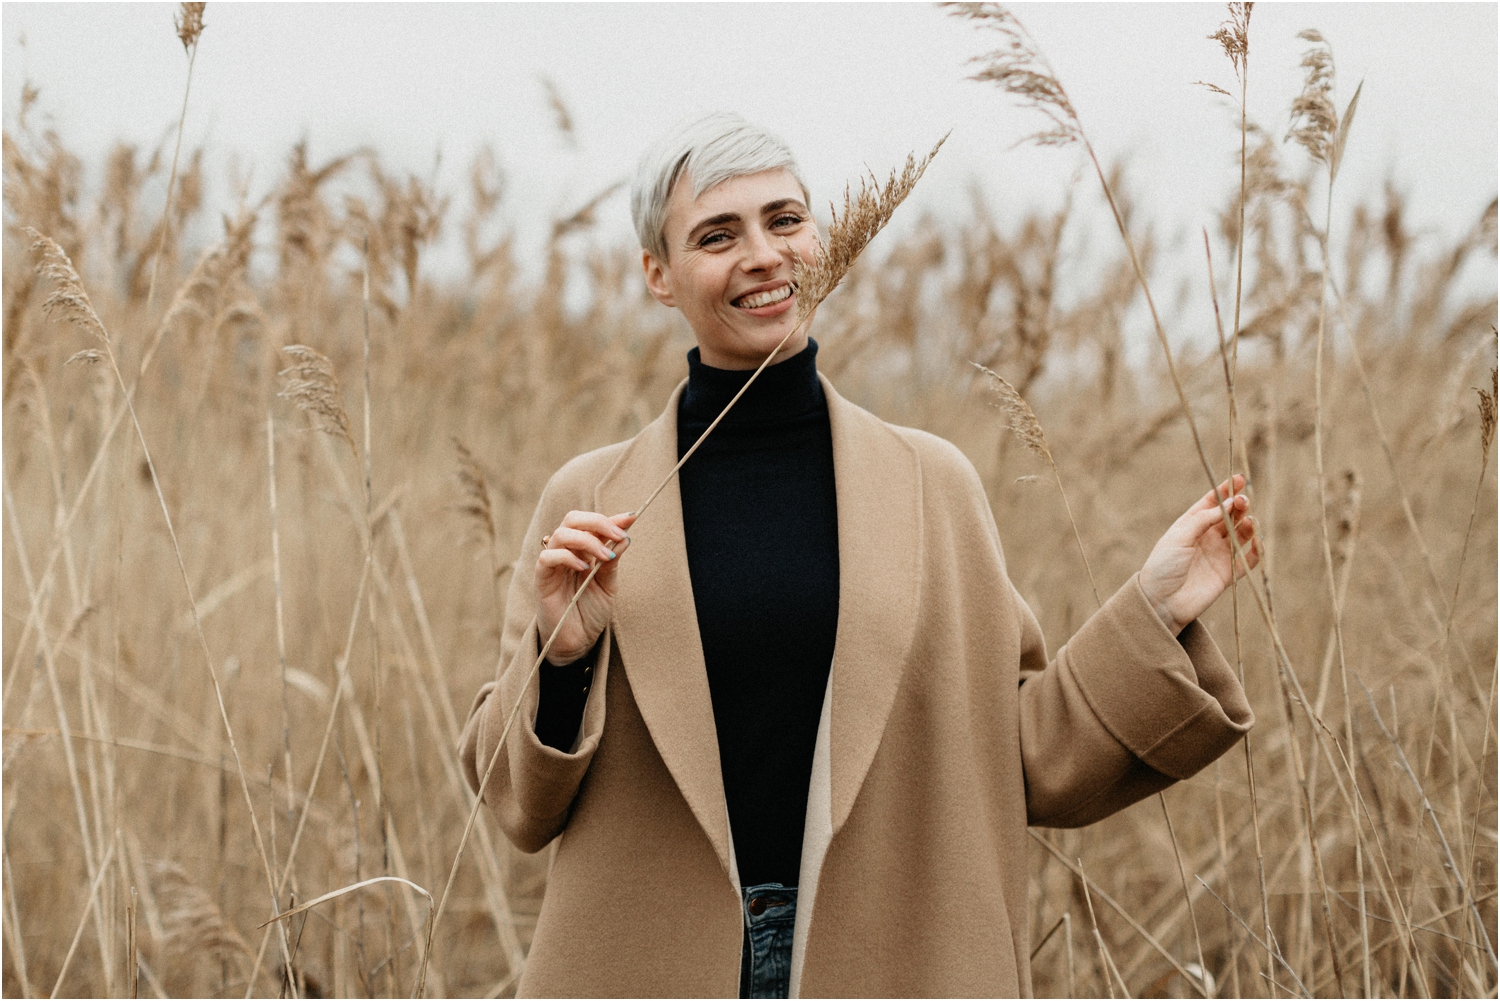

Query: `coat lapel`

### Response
(821, 376, 924, 835)
(595, 382, 736, 884)
(593, 374, 923, 884)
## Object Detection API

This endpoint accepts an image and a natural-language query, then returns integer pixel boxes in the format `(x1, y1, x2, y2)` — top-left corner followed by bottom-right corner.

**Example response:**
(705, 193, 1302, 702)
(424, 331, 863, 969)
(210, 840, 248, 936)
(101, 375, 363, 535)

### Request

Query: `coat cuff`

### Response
(1063, 574, 1253, 779)
(507, 621, 610, 821)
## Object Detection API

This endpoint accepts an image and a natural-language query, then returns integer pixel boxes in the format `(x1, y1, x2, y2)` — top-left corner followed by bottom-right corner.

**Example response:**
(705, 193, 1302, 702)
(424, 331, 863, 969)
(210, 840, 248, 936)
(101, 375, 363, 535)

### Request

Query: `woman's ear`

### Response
(642, 250, 675, 308)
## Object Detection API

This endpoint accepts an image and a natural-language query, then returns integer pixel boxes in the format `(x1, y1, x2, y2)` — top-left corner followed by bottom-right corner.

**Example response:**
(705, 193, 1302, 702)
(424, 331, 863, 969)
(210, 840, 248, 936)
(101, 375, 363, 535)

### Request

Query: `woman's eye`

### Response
(697, 230, 731, 248)
(771, 214, 804, 229)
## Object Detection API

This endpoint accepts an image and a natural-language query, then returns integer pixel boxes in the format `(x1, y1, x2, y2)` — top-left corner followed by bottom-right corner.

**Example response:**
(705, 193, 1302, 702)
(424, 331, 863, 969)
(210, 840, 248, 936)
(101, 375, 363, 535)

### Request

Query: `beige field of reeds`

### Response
(3, 3, 1495, 998)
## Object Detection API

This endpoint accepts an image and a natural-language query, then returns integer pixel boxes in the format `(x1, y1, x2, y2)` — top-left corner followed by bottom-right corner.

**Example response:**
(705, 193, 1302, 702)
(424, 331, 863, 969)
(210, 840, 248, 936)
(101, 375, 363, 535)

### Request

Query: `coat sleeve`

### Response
(1015, 572, 1254, 828)
(458, 463, 612, 853)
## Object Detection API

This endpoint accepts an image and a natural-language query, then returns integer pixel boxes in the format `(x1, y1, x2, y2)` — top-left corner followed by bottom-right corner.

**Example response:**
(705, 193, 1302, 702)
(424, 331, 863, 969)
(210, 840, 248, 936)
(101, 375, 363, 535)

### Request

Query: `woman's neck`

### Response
(680, 338, 824, 428)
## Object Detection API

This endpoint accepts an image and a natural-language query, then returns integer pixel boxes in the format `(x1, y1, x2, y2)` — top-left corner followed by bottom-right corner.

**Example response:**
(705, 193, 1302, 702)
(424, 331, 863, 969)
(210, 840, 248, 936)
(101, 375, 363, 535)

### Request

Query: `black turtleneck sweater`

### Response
(535, 340, 839, 889)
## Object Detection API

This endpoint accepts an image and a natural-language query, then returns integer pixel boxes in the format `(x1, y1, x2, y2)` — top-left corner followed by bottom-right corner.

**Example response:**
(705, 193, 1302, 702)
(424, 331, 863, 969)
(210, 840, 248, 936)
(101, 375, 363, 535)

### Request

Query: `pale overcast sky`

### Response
(4, 2, 1496, 318)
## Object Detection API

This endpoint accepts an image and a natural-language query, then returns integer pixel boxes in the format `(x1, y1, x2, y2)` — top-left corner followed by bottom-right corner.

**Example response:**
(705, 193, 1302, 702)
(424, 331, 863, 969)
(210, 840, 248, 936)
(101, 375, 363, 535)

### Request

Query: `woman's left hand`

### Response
(1138, 474, 1261, 636)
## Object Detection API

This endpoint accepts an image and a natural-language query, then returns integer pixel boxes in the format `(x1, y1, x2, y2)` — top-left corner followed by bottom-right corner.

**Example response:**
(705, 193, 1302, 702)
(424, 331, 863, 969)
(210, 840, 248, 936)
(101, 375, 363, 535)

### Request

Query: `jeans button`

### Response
(748, 896, 766, 916)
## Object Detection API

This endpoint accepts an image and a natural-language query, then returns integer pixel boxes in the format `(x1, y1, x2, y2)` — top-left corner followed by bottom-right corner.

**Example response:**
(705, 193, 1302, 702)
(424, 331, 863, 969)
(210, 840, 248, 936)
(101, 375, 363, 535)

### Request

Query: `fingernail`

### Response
(606, 551, 616, 560)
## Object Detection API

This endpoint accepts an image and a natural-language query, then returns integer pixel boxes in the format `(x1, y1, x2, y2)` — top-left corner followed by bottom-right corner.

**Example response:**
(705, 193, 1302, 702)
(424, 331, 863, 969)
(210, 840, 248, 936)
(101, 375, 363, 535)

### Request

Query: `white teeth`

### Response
(736, 284, 793, 309)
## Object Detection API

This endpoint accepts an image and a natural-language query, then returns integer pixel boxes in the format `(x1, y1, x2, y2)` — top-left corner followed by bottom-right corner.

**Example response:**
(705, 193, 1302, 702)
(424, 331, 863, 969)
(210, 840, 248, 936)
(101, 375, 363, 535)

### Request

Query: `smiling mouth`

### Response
(733, 284, 795, 309)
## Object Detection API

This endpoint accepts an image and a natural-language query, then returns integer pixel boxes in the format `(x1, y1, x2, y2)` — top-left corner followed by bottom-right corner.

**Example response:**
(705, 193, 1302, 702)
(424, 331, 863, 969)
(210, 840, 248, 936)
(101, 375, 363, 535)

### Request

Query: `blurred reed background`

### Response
(2, 3, 1495, 997)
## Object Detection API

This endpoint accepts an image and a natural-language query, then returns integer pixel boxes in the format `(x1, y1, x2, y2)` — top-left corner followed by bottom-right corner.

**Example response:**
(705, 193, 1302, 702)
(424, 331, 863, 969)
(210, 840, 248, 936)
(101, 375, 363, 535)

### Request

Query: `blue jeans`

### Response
(739, 883, 797, 999)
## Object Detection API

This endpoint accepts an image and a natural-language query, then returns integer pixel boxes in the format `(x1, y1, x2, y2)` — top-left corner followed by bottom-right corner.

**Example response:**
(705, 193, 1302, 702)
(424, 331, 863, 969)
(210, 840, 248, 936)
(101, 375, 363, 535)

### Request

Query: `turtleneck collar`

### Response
(679, 339, 825, 429)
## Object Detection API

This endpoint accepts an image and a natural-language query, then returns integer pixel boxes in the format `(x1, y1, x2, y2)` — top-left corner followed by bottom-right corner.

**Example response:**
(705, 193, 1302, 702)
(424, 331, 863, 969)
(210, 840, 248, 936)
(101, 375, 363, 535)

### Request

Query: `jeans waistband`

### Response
(740, 882, 797, 999)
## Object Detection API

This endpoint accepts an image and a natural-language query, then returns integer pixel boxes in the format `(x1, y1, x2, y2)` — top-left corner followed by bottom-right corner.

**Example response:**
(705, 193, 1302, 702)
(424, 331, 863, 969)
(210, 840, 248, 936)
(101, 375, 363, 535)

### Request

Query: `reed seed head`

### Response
(1478, 366, 1497, 459)
(971, 361, 1052, 463)
(152, 861, 250, 961)
(277, 345, 354, 449)
(1287, 28, 1360, 181)
(175, 2, 206, 52)
(537, 74, 577, 146)
(1210, 3, 1252, 79)
(551, 180, 625, 243)
(452, 436, 498, 552)
(27, 226, 110, 344)
(154, 209, 258, 343)
(792, 135, 947, 324)
(946, 3, 1082, 148)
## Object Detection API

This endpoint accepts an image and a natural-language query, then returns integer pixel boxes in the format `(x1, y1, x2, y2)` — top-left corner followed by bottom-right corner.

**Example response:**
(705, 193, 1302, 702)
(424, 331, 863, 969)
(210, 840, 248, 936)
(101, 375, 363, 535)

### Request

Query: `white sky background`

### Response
(3, 2, 1496, 356)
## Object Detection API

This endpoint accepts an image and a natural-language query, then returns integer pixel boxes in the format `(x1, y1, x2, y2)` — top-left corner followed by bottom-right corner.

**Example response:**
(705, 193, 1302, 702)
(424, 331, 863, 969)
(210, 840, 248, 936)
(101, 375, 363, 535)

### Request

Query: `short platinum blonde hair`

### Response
(631, 111, 810, 261)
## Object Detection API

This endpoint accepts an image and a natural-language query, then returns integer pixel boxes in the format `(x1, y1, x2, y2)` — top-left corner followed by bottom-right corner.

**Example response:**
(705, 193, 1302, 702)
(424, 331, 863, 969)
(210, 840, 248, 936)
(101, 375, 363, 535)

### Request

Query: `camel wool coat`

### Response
(460, 375, 1254, 998)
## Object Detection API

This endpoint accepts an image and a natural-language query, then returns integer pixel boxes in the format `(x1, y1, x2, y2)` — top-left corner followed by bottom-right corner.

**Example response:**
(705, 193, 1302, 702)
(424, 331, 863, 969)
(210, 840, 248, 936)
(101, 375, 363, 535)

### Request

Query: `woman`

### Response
(461, 112, 1258, 998)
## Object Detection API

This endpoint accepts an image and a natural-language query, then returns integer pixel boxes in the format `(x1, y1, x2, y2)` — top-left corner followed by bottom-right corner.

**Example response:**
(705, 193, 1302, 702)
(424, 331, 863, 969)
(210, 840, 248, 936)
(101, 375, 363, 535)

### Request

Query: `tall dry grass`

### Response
(3, 5, 1496, 997)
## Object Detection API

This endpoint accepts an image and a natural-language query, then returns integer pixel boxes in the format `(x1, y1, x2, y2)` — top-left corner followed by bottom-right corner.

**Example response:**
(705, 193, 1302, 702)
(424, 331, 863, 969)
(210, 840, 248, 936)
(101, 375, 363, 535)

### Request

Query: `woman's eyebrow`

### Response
(687, 212, 740, 240)
(761, 198, 807, 214)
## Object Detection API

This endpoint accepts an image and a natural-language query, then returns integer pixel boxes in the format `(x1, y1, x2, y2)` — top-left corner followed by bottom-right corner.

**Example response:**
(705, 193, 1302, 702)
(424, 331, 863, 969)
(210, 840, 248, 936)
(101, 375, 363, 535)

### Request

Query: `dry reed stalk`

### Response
(1064, 910, 1076, 998)
(1209, 761, 1244, 997)
(972, 359, 1211, 992)
(387, 510, 464, 738)
(950, 4, 1220, 486)
(1197, 878, 1310, 997)
(1291, 31, 1369, 993)
(954, 19, 1262, 982)
(1202, 232, 1277, 993)
(959, 22, 1432, 995)
(1158, 795, 1211, 997)
(49, 836, 116, 998)
(1032, 913, 1066, 960)
(258, 874, 430, 928)
(266, 411, 297, 906)
(2, 474, 117, 981)
(453, 437, 507, 640)
(1296, 689, 1433, 997)
(1312, 471, 1362, 718)
(953, 10, 1305, 748)
(1203, 9, 1255, 794)
(8, 225, 255, 724)
(375, 528, 516, 905)
(4, 844, 33, 999)
(1441, 364, 1496, 651)
(27, 230, 294, 982)
(143, 3, 205, 314)
(380, 509, 528, 977)
(1360, 680, 1499, 967)
(128, 885, 138, 999)
(356, 231, 399, 996)
(243, 434, 434, 991)
(241, 413, 374, 991)
(1273, 685, 1422, 984)
(417, 139, 946, 997)
(972, 363, 1100, 606)
(1029, 832, 1211, 992)
(242, 556, 372, 994)
(1273, 653, 1346, 995)
(1077, 857, 1130, 998)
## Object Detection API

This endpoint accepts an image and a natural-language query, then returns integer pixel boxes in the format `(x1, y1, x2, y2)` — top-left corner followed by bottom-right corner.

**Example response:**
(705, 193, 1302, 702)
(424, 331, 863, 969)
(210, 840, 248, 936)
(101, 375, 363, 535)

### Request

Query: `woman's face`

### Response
(643, 168, 819, 370)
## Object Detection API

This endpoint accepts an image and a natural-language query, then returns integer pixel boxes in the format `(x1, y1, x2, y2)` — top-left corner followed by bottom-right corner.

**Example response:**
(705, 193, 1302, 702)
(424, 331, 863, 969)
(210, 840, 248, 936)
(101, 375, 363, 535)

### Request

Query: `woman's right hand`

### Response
(536, 510, 636, 665)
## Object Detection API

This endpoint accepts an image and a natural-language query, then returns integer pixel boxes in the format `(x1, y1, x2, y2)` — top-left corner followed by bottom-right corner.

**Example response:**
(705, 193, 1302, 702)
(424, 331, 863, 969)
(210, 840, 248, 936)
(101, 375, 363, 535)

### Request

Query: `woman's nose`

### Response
(741, 226, 784, 272)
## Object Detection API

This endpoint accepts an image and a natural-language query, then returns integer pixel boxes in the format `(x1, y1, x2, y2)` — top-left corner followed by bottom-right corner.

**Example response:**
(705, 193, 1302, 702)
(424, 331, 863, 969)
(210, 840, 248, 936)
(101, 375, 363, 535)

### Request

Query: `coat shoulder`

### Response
(883, 422, 1010, 570)
(888, 424, 988, 498)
